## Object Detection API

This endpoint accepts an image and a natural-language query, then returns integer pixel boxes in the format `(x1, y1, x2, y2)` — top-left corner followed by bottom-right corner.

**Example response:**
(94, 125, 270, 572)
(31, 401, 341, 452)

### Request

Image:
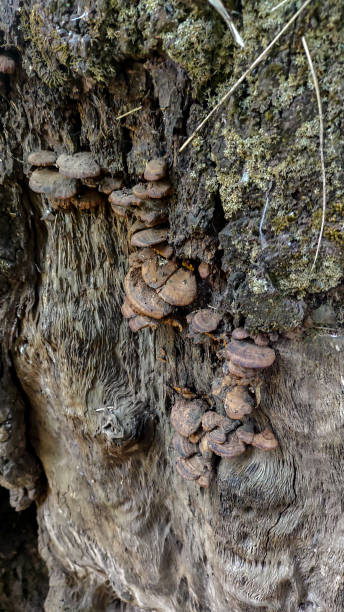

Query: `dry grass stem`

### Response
(116, 106, 143, 120)
(259, 181, 273, 249)
(302, 36, 326, 270)
(208, 0, 244, 48)
(271, 0, 293, 13)
(179, 0, 313, 153)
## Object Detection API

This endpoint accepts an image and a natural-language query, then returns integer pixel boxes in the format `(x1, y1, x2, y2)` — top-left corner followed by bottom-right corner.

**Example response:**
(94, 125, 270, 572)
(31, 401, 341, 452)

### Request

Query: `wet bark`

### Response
(0, 1, 343, 610)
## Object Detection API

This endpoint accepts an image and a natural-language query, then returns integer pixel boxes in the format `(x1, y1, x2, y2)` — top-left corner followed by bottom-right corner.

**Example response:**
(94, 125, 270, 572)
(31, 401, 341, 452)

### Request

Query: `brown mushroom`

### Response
(132, 183, 151, 200)
(207, 432, 246, 458)
(72, 190, 104, 210)
(129, 315, 158, 332)
(225, 340, 276, 369)
(176, 454, 208, 481)
(232, 327, 250, 340)
(199, 435, 213, 460)
(0, 55, 16, 74)
(109, 189, 143, 207)
(188, 429, 204, 443)
(146, 180, 173, 199)
(27, 150, 57, 167)
(142, 256, 179, 289)
(252, 333, 270, 347)
(144, 158, 167, 182)
(201, 411, 234, 433)
(29, 169, 77, 200)
(124, 267, 173, 319)
(207, 428, 226, 444)
(227, 361, 258, 379)
(131, 228, 169, 248)
(224, 387, 253, 420)
(198, 262, 211, 279)
(158, 268, 197, 307)
(191, 309, 222, 334)
(153, 243, 174, 259)
(121, 298, 137, 319)
(128, 247, 155, 268)
(134, 206, 169, 228)
(251, 428, 278, 451)
(172, 433, 197, 458)
(99, 176, 124, 194)
(56, 152, 101, 179)
(171, 399, 207, 437)
(236, 423, 254, 445)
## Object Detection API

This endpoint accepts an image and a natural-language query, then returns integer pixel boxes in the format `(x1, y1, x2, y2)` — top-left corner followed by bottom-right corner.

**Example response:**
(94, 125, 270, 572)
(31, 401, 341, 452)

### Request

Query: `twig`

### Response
(179, 0, 313, 153)
(116, 106, 143, 120)
(271, 0, 293, 13)
(302, 36, 326, 270)
(259, 181, 273, 249)
(208, 0, 244, 48)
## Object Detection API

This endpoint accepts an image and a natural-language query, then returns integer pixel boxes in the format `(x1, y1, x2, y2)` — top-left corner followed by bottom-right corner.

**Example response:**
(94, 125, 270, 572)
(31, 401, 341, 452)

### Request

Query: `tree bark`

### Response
(0, 1, 343, 610)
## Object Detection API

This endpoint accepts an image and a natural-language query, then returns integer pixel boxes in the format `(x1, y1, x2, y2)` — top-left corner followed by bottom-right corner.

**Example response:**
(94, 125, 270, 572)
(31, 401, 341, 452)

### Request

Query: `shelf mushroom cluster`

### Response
(27, 150, 123, 210)
(171, 326, 279, 487)
(119, 159, 198, 333)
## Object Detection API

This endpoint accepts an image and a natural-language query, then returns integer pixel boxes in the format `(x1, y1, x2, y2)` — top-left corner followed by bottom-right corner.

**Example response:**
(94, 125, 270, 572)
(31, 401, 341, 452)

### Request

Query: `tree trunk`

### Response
(0, 1, 343, 610)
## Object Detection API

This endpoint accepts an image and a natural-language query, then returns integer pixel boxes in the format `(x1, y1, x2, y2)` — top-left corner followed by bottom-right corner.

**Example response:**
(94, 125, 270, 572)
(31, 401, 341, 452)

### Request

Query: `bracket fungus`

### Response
(207, 432, 246, 458)
(29, 169, 77, 200)
(172, 433, 197, 458)
(176, 455, 210, 481)
(146, 181, 173, 199)
(131, 228, 169, 248)
(72, 190, 104, 210)
(144, 158, 167, 182)
(124, 267, 173, 320)
(128, 315, 159, 332)
(171, 399, 207, 438)
(251, 428, 278, 451)
(28, 150, 57, 167)
(198, 262, 211, 279)
(57, 152, 101, 179)
(109, 189, 143, 207)
(201, 411, 234, 433)
(158, 268, 197, 307)
(99, 176, 124, 194)
(224, 387, 253, 420)
(141, 256, 179, 290)
(225, 340, 276, 369)
(191, 309, 222, 334)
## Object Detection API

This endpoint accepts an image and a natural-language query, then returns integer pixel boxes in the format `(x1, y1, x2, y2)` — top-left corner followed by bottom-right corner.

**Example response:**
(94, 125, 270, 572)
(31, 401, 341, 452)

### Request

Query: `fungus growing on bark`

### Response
(172, 433, 197, 458)
(57, 152, 101, 179)
(144, 158, 167, 182)
(99, 176, 124, 194)
(198, 262, 211, 279)
(207, 432, 246, 458)
(176, 455, 208, 481)
(128, 247, 155, 268)
(134, 205, 169, 228)
(196, 472, 212, 488)
(224, 387, 253, 420)
(121, 298, 137, 319)
(112, 204, 128, 217)
(225, 340, 276, 369)
(153, 243, 174, 259)
(109, 189, 143, 207)
(0, 55, 16, 74)
(125, 267, 173, 319)
(146, 181, 173, 199)
(207, 428, 226, 444)
(29, 169, 77, 199)
(227, 361, 258, 379)
(251, 428, 278, 451)
(141, 256, 179, 289)
(72, 190, 104, 210)
(48, 197, 73, 210)
(252, 333, 270, 347)
(171, 399, 207, 437)
(28, 150, 57, 167)
(129, 315, 159, 332)
(131, 228, 169, 248)
(236, 423, 254, 444)
(191, 309, 222, 333)
(201, 411, 233, 433)
(232, 327, 250, 340)
(158, 268, 197, 307)
(133, 183, 150, 200)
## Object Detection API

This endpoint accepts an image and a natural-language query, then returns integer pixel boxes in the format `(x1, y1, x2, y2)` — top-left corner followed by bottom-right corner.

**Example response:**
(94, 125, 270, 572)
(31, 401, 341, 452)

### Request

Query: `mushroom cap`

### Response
(191, 309, 222, 334)
(172, 433, 197, 458)
(29, 169, 77, 199)
(121, 298, 137, 319)
(225, 340, 276, 369)
(153, 242, 174, 259)
(129, 315, 158, 332)
(207, 428, 226, 444)
(176, 454, 207, 480)
(28, 150, 57, 167)
(111, 204, 128, 217)
(201, 411, 234, 434)
(198, 262, 211, 279)
(141, 256, 179, 289)
(252, 333, 270, 347)
(188, 429, 203, 444)
(0, 55, 16, 74)
(128, 247, 155, 268)
(72, 190, 104, 210)
(134, 206, 169, 228)
(236, 423, 254, 445)
(232, 327, 250, 340)
(227, 361, 258, 379)
(158, 268, 197, 307)
(171, 398, 207, 437)
(131, 228, 168, 248)
(132, 183, 150, 200)
(124, 267, 173, 319)
(99, 176, 124, 194)
(224, 387, 253, 420)
(57, 152, 101, 179)
(251, 428, 278, 451)
(144, 158, 167, 182)
(109, 189, 143, 207)
(207, 433, 246, 458)
(146, 180, 173, 199)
